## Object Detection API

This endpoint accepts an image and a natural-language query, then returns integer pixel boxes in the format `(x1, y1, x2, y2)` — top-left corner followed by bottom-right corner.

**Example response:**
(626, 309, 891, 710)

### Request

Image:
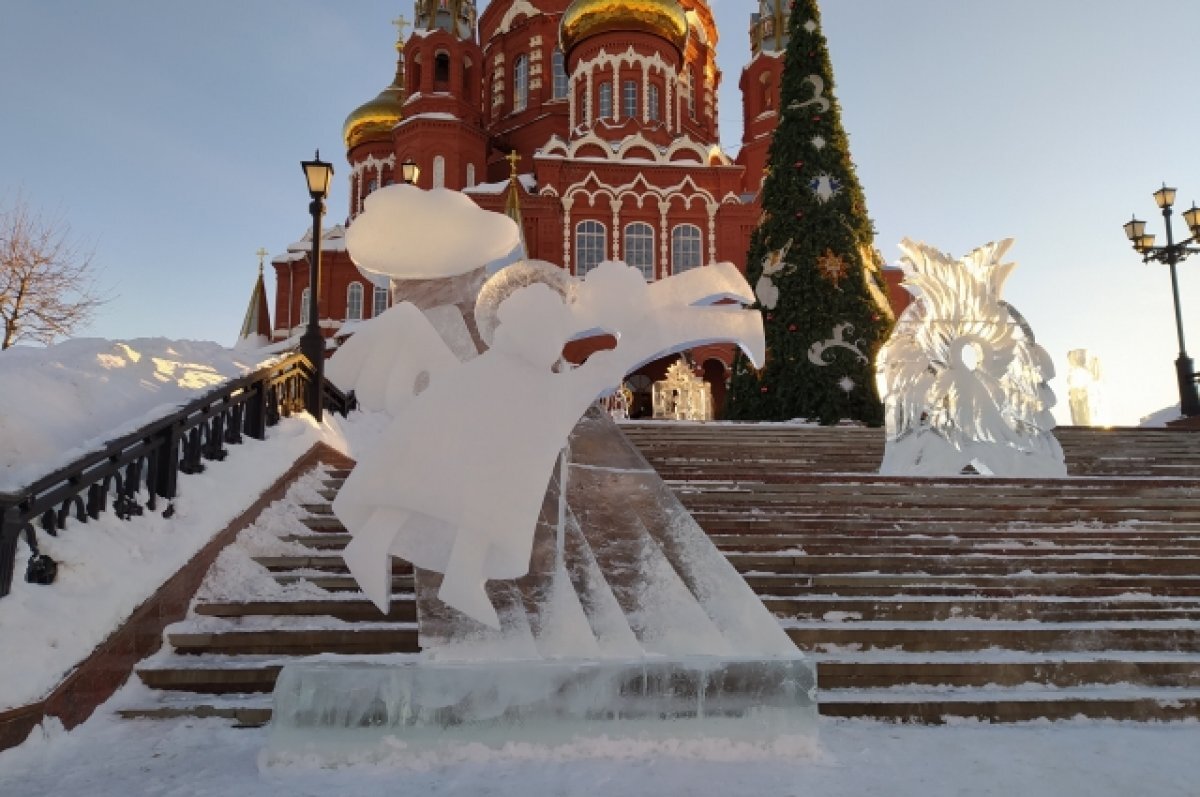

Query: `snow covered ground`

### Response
(1, 705, 1197, 797)
(2, 337, 1199, 794)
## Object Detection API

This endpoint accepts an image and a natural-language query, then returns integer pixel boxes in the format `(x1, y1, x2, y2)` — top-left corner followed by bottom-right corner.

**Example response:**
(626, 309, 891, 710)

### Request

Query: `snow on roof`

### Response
(396, 112, 460, 127)
(272, 225, 349, 264)
(463, 173, 537, 195)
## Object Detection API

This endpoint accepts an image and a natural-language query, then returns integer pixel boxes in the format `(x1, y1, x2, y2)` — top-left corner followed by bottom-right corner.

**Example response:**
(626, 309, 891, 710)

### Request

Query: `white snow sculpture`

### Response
(334, 260, 764, 628)
(877, 239, 1066, 477)
(346, 184, 520, 280)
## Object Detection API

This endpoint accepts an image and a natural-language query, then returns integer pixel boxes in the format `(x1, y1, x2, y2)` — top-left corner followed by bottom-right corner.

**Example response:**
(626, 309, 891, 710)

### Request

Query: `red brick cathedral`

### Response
(270, 0, 794, 413)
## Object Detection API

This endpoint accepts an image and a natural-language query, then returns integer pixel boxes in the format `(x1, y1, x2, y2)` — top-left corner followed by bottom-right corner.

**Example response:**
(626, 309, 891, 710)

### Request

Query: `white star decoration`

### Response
(809, 173, 842, 204)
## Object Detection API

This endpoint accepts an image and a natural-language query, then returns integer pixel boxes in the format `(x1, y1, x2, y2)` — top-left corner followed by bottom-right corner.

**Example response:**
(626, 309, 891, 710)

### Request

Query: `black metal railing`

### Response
(0, 353, 353, 599)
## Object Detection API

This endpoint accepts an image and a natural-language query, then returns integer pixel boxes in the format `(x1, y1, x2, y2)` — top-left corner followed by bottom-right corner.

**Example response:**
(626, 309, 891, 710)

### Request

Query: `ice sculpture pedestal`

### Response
(265, 655, 816, 759)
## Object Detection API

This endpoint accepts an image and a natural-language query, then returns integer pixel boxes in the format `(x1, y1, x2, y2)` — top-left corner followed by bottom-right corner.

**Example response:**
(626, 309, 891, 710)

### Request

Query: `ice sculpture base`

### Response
(265, 655, 816, 759)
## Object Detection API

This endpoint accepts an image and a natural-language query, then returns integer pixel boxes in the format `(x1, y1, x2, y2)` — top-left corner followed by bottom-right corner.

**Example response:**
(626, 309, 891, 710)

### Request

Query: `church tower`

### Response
(399, 1, 488, 191)
(737, 0, 789, 194)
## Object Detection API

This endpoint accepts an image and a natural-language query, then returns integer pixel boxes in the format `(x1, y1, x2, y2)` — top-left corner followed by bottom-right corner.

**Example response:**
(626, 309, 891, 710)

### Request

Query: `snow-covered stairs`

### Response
(623, 422, 1200, 722)
(120, 465, 422, 727)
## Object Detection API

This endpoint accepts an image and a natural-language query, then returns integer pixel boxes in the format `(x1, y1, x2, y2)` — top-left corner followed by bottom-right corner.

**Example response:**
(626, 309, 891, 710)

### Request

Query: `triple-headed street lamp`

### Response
(1123, 184, 1200, 417)
(300, 150, 334, 422)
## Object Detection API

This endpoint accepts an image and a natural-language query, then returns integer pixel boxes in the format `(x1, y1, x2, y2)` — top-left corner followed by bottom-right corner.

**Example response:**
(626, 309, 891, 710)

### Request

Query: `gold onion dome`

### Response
(343, 44, 406, 150)
(560, 0, 689, 57)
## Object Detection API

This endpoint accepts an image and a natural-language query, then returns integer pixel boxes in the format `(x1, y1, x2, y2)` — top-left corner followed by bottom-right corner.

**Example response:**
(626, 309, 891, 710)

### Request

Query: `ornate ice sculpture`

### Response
(876, 238, 1066, 477)
(1067, 348, 1105, 426)
(332, 248, 764, 627)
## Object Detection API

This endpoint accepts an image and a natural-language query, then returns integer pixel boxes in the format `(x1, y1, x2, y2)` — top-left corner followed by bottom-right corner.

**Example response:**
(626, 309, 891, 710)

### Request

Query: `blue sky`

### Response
(2, 1, 1199, 424)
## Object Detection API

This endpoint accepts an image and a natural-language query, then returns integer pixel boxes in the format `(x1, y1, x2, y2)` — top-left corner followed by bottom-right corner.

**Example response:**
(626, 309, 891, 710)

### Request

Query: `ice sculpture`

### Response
(876, 239, 1066, 477)
(1067, 348, 1105, 427)
(334, 260, 764, 628)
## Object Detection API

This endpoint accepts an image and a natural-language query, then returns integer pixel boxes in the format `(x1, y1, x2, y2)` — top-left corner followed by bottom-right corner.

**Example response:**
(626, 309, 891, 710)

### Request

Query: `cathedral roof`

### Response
(560, 0, 689, 58)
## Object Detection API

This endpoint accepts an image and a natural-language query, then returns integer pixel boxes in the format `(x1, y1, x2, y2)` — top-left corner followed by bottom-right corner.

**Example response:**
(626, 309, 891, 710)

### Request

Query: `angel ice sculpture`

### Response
(876, 239, 1066, 477)
(333, 259, 764, 628)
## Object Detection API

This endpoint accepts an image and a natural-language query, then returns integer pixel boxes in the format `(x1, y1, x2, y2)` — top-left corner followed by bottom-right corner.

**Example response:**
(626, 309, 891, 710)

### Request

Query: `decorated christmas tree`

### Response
(726, 0, 893, 425)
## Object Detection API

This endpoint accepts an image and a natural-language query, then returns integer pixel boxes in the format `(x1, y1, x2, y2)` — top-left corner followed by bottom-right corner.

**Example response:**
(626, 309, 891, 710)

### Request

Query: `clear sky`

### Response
(2, 0, 1199, 424)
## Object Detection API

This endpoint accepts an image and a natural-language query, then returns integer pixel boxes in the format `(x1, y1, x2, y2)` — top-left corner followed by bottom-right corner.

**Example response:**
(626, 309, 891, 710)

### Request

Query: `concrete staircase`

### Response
(621, 422, 1200, 722)
(121, 467, 421, 727)
(121, 423, 1200, 725)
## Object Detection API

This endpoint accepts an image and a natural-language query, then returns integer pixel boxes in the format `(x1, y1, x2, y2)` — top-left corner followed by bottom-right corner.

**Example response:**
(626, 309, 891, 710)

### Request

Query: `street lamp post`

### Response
(401, 157, 420, 185)
(300, 150, 334, 422)
(1123, 184, 1200, 417)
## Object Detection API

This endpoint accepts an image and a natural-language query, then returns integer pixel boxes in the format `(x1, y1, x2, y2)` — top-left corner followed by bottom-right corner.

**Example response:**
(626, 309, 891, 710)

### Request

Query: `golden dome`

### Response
(343, 83, 405, 151)
(560, 0, 689, 58)
(343, 39, 406, 151)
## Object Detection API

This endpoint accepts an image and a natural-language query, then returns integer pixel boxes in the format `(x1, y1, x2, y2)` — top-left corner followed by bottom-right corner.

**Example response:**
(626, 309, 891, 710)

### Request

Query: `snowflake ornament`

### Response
(804, 19, 818, 33)
(809, 173, 842, 203)
(811, 135, 826, 151)
(815, 248, 848, 286)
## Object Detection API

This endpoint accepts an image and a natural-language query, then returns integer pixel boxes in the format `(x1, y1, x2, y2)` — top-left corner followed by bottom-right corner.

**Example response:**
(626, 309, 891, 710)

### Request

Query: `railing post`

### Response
(245, 379, 267, 440)
(154, 423, 181, 500)
(0, 504, 22, 599)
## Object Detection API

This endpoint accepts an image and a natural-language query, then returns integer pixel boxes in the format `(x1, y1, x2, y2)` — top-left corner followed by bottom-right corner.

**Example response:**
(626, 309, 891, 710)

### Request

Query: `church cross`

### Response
(255, 247, 269, 274)
(506, 149, 521, 179)
(391, 13, 410, 42)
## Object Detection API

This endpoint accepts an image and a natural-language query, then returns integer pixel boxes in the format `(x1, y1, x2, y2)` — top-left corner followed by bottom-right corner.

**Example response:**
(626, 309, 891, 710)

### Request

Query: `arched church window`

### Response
(435, 51, 450, 85)
(513, 54, 529, 112)
(761, 72, 773, 110)
(346, 282, 364, 321)
(299, 288, 311, 328)
(367, 178, 378, 195)
(373, 285, 389, 318)
(622, 80, 637, 119)
(552, 49, 567, 99)
(466, 163, 476, 187)
(648, 84, 660, 121)
(671, 224, 703, 274)
(598, 81, 613, 119)
(624, 222, 655, 280)
(686, 70, 696, 119)
(433, 155, 446, 188)
(575, 220, 606, 276)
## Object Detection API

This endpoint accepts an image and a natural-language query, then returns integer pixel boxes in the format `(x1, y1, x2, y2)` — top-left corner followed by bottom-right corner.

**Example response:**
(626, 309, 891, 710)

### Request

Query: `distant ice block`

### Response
(265, 655, 817, 759)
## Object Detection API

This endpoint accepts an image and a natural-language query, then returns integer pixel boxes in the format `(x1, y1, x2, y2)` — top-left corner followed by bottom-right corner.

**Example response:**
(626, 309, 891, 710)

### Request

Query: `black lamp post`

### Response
(1124, 184, 1200, 417)
(300, 150, 334, 422)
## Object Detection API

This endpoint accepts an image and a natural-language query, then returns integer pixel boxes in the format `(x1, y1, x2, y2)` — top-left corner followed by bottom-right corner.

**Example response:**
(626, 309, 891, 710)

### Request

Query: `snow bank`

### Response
(0, 414, 324, 711)
(0, 338, 276, 492)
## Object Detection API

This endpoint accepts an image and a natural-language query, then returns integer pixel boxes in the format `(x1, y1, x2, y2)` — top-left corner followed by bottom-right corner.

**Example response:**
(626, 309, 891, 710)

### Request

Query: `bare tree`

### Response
(0, 194, 107, 349)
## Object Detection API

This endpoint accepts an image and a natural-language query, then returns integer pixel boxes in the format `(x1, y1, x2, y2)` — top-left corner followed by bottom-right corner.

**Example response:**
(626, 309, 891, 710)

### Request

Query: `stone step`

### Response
(251, 555, 413, 574)
(194, 599, 416, 622)
(168, 627, 420, 655)
(815, 690, 1200, 723)
(785, 624, 1200, 653)
(272, 573, 414, 591)
(763, 597, 1200, 622)
(116, 692, 272, 727)
(816, 657, 1200, 689)
(693, 516, 1200, 536)
(726, 553, 1200, 577)
(715, 539, 1200, 557)
(745, 572, 1200, 596)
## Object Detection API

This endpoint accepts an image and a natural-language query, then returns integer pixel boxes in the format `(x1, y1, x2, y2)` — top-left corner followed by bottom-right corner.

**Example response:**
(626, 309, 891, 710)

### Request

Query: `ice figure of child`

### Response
(335, 283, 624, 629)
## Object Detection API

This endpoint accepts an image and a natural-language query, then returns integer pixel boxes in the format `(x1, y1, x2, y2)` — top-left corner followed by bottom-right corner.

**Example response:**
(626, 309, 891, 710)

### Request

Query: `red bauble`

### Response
(760, 386, 770, 393)
(788, 324, 797, 332)
(794, 161, 804, 170)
